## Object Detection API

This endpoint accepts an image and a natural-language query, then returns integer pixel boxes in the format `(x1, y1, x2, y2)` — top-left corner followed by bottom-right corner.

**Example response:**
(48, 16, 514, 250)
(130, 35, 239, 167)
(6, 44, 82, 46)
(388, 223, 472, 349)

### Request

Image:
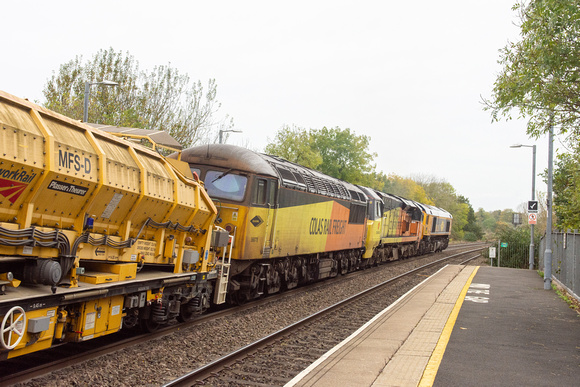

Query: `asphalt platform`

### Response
(285, 265, 580, 387)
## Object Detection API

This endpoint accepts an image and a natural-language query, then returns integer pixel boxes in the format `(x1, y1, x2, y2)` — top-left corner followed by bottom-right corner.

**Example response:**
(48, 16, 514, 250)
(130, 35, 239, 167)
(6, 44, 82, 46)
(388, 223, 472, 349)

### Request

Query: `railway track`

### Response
(1, 243, 486, 386)
(163, 247, 485, 387)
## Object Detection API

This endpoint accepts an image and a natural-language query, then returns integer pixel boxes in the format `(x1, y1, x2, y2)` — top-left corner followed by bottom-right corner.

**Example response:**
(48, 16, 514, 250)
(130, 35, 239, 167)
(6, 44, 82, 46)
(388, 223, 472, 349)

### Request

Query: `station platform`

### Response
(285, 265, 580, 387)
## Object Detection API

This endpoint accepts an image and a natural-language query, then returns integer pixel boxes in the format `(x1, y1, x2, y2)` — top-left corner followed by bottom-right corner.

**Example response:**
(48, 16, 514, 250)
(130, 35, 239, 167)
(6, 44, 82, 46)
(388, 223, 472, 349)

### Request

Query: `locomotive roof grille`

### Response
(273, 164, 353, 200)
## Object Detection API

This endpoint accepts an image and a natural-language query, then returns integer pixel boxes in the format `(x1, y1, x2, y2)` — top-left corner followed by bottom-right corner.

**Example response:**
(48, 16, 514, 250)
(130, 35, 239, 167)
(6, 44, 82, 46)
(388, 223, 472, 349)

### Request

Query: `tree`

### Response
(311, 127, 377, 184)
(552, 146, 580, 230)
(485, 0, 580, 139)
(381, 174, 432, 204)
(265, 125, 323, 169)
(416, 176, 469, 240)
(42, 48, 233, 147)
(460, 196, 484, 241)
(265, 126, 377, 185)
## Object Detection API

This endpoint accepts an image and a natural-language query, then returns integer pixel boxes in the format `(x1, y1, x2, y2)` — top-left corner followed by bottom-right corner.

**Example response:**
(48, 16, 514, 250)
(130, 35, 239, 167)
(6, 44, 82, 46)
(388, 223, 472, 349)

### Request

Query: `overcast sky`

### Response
(3, 1, 556, 212)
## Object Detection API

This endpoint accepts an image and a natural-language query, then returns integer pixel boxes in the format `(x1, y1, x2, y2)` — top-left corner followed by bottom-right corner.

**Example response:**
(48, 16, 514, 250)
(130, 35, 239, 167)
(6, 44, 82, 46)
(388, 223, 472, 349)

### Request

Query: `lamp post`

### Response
(510, 143, 537, 270)
(218, 129, 242, 144)
(544, 120, 554, 290)
(83, 80, 119, 123)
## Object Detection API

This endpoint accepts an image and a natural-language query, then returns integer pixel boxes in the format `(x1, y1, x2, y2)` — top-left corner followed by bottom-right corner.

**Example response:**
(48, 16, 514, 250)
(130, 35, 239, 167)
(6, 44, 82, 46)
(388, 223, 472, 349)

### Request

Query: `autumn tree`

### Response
(381, 174, 432, 204)
(42, 48, 233, 147)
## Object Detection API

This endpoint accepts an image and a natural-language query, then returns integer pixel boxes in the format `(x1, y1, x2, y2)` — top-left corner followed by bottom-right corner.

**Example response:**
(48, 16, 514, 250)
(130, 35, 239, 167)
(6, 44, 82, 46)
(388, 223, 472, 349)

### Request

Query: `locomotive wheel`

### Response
(340, 256, 348, 275)
(1, 306, 26, 350)
(140, 318, 161, 332)
(266, 265, 281, 294)
(231, 291, 249, 305)
(285, 263, 299, 290)
(177, 303, 196, 322)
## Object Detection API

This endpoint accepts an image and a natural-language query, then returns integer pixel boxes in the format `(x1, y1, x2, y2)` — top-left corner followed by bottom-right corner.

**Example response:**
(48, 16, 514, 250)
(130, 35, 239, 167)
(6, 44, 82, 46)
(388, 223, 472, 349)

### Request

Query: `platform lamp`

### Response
(218, 129, 243, 144)
(510, 143, 536, 270)
(83, 80, 119, 123)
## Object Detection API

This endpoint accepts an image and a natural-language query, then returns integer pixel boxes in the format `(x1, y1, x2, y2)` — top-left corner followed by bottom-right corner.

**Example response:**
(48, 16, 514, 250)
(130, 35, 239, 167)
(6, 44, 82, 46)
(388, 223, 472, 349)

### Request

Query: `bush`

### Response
(463, 231, 479, 241)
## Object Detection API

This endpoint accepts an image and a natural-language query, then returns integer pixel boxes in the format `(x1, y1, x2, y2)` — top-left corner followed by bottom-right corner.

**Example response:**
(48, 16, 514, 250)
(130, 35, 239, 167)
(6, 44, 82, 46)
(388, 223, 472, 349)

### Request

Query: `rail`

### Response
(163, 247, 485, 386)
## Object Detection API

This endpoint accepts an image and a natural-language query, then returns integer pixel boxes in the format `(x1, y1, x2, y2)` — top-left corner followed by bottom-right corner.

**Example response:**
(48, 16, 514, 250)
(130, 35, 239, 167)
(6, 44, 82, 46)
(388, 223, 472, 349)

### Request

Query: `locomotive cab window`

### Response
(205, 170, 248, 202)
(253, 178, 277, 207)
(255, 179, 267, 205)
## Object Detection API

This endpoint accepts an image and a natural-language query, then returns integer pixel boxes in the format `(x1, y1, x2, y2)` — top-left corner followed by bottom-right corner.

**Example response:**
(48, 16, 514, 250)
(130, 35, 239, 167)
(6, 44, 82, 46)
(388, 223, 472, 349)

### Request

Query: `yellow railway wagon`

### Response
(0, 90, 223, 360)
(179, 144, 368, 302)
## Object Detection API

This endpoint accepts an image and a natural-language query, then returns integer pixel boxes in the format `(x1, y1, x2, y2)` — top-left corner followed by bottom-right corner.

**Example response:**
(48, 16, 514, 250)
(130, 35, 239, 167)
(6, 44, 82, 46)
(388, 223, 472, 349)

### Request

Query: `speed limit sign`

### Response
(528, 213, 537, 224)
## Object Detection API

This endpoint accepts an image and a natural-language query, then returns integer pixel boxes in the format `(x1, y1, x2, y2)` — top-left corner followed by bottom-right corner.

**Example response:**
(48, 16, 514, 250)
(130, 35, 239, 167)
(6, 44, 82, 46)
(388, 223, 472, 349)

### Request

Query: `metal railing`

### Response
(539, 230, 580, 301)
(483, 240, 537, 269)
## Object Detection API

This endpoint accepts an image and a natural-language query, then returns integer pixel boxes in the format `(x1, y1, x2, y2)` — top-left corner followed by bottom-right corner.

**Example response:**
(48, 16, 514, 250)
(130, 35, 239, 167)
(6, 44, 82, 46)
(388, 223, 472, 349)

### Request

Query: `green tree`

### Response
(311, 127, 377, 184)
(485, 0, 580, 138)
(460, 196, 484, 241)
(42, 48, 233, 147)
(265, 126, 377, 185)
(416, 177, 469, 241)
(552, 146, 580, 230)
(265, 125, 323, 169)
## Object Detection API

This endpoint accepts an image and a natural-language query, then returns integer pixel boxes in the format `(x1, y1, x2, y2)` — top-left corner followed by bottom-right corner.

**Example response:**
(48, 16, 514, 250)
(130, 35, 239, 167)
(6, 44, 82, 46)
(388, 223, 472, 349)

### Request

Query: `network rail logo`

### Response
(0, 168, 37, 204)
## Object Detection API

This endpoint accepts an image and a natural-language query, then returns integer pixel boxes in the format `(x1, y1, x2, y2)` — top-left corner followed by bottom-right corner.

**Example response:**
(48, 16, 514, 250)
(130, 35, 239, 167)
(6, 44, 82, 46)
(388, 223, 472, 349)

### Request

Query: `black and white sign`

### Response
(527, 200, 539, 213)
(47, 180, 88, 196)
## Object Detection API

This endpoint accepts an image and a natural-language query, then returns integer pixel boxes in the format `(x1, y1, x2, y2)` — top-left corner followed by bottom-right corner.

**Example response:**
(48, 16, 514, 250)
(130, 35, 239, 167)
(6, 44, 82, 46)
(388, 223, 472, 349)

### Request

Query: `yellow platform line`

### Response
(418, 266, 480, 387)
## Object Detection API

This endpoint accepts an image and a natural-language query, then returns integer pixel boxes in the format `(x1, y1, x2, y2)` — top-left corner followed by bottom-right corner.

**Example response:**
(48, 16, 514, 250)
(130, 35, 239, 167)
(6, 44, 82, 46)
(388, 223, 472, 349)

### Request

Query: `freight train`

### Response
(178, 144, 452, 303)
(0, 90, 451, 360)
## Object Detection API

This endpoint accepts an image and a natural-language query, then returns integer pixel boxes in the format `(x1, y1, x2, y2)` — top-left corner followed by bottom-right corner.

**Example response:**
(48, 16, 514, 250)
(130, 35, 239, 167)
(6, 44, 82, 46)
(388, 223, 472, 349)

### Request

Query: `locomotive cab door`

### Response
(254, 177, 279, 258)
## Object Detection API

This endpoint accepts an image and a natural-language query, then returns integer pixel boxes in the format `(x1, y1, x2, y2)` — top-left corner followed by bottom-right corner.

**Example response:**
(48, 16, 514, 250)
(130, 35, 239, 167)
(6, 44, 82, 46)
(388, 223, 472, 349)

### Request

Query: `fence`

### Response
(539, 230, 580, 301)
(483, 240, 536, 269)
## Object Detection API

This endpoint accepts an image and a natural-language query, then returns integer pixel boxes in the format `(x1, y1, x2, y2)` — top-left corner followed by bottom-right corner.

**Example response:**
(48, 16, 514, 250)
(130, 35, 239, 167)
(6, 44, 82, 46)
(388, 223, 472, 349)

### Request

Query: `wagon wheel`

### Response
(1, 306, 26, 350)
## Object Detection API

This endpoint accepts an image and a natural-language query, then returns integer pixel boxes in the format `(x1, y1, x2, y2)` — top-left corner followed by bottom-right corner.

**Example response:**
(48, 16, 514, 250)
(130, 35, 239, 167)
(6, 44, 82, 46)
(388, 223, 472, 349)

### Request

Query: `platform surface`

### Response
(434, 266, 580, 387)
(285, 265, 580, 387)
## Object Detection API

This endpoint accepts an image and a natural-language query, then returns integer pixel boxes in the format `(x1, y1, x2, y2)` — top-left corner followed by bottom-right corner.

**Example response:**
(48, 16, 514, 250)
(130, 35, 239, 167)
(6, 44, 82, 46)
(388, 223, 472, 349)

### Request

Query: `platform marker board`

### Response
(528, 200, 539, 213)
